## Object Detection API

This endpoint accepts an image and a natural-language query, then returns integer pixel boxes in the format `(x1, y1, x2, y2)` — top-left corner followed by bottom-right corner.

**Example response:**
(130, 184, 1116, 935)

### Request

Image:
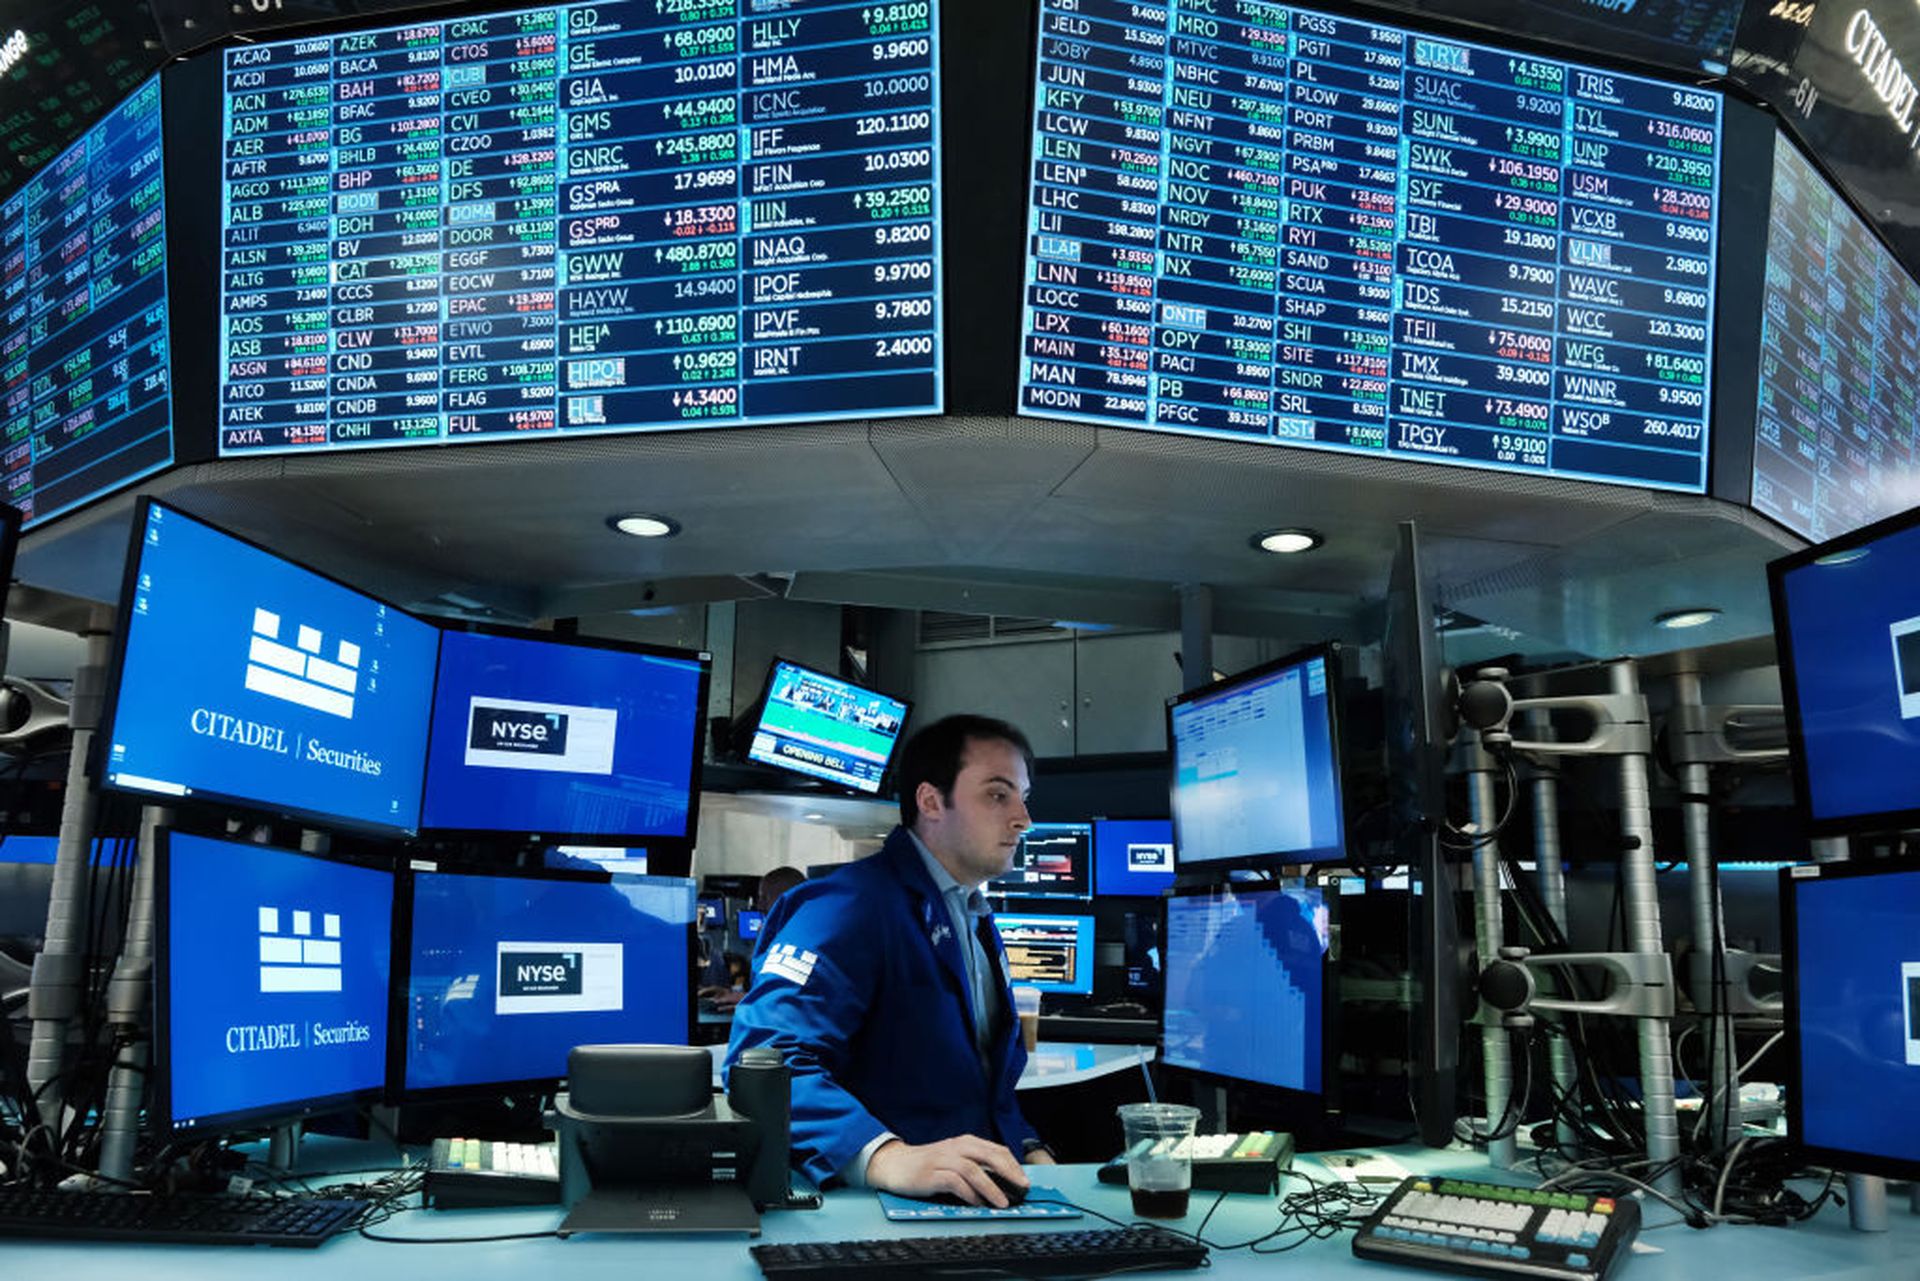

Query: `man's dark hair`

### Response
(896, 714, 1035, 828)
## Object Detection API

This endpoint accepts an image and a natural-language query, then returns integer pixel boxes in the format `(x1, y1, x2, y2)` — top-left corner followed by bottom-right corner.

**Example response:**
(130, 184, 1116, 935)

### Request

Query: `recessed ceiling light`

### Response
(1251, 527, 1324, 554)
(608, 513, 680, 538)
(1654, 607, 1721, 630)
(802, 812, 825, 822)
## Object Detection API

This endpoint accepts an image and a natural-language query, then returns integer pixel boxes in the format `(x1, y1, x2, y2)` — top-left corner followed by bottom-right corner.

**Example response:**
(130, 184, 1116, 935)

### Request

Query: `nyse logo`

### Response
(472, 705, 569, 756)
(1127, 842, 1172, 871)
(499, 949, 582, 997)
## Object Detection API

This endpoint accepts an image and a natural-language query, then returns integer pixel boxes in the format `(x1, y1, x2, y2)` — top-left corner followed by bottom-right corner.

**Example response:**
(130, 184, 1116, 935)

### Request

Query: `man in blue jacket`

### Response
(725, 714, 1053, 1206)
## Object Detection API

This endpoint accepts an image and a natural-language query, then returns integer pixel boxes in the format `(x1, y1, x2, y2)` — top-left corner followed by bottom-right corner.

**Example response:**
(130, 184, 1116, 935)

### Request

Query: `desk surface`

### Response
(9, 1152, 1917, 1281)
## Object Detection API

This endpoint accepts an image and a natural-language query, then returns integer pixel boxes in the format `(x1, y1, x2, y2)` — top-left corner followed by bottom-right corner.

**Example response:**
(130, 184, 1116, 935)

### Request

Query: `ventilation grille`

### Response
(918, 612, 1062, 646)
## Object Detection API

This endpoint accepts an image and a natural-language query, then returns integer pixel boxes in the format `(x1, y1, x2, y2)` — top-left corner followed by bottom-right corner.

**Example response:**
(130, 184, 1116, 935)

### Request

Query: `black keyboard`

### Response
(0, 1186, 370, 1247)
(1351, 1175, 1640, 1281)
(752, 1226, 1208, 1279)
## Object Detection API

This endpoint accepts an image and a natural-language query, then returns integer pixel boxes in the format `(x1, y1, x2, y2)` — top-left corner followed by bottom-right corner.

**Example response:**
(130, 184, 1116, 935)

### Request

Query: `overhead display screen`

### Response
(2, 76, 173, 527)
(217, 0, 940, 456)
(1376, 1, 1743, 77)
(1017, 2, 1724, 492)
(1750, 141, 1920, 544)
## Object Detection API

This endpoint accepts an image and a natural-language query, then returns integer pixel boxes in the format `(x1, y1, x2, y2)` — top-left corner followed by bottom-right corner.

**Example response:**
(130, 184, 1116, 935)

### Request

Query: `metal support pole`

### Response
(1523, 708, 1580, 1150)
(1464, 731, 1516, 1169)
(26, 605, 115, 1133)
(1177, 584, 1214, 694)
(96, 807, 171, 1184)
(1608, 661, 1680, 1198)
(1671, 668, 1739, 1152)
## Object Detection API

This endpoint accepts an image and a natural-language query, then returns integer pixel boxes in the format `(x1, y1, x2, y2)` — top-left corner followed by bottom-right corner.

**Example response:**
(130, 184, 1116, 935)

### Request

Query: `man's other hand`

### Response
(865, 1135, 1031, 1206)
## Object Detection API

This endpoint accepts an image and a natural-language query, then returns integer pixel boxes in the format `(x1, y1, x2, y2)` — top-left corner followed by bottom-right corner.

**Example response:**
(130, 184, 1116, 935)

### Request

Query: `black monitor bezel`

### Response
(1156, 879, 1335, 1111)
(96, 496, 440, 839)
(995, 907, 1096, 996)
(152, 827, 397, 1137)
(389, 860, 697, 1106)
(1164, 642, 1350, 872)
(1766, 502, 1920, 838)
(743, 654, 913, 798)
(1090, 816, 1175, 899)
(1778, 856, 1920, 1182)
(0, 501, 22, 614)
(417, 620, 712, 846)
(988, 820, 1093, 900)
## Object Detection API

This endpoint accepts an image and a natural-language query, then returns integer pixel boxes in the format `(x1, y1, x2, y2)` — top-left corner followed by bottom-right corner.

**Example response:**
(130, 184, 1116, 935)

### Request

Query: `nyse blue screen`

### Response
(1164, 887, 1327, 1093)
(1017, 1, 1722, 493)
(404, 870, 693, 1093)
(165, 834, 393, 1130)
(106, 504, 439, 833)
(1095, 818, 1175, 896)
(217, 0, 942, 457)
(1, 76, 173, 527)
(1777, 526, 1920, 824)
(1791, 870, 1920, 1167)
(421, 630, 705, 838)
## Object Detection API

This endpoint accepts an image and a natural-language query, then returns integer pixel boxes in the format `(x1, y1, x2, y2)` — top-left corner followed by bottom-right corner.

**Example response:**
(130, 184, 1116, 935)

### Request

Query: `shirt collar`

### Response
(907, 829, 989, 915)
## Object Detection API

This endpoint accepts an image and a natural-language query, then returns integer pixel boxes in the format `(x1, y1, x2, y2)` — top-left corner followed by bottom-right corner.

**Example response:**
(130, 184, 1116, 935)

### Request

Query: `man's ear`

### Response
(915, 780, 945, 824)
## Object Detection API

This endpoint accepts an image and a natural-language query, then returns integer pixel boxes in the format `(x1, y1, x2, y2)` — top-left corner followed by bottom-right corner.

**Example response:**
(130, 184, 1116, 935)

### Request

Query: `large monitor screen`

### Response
(1093, 817, 1175, 897)
(2, 76, 172, 527)
(158, 832, 394, 1134)
(1768, 511, 1920, 835)
(1168, 648, 1345, 867)
(1783, 860, 1920, 1180)
(989, 821, 1092, 899)
(216, 0, 941, 457)
(400, 867, 693, 1097)
(1750, 140, 1920, 544)
(421, 628, 708, 841)
(746, 658, 908, 795)
(102, 500, 441, 836)
(1163, 885, 1329, 1095)
(1017, 2, 1723, 492)
(998, 912, 1094, 995)
(1377, 1, 1742, 76)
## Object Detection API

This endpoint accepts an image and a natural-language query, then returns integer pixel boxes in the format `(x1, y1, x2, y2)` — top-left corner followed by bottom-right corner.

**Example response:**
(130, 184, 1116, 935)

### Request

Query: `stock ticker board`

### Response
(2, 77, 173, 527)
(1016, 1, 1724, 493)
(218, 0, 940, 456)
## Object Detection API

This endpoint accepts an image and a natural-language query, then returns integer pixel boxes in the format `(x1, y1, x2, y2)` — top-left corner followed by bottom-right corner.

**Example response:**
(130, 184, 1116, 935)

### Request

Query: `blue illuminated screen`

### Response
(1094, 818, 1175, 896)
(989, 822, 1092, 898)
(1017, 2, 1722, 492)
(1774, 523, 1920, 827)
(421, 629, 706, 839)
(404, 869, 693, 1094)
(162, 833, 393, 1132)
(104, 502, 440, 834)
(1170, 654, 1345, 865)
(216, 0, 942, 458)
(3, 76, 172, 527)
(1788, 866, 1920, 1173)
(747, 659, 908, 794)
(738, 908, 765, 939)
(1163, 886, 1328, 1093)
(999, 913, 1095, 995)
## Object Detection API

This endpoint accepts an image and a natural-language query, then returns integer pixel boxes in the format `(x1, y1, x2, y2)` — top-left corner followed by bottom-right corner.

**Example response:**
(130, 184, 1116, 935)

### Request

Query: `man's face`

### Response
(917, 737, 1033, 887)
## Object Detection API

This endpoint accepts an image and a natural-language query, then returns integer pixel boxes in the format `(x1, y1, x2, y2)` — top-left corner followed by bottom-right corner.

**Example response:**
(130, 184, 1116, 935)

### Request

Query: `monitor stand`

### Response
(556, 1183, 760, 1237)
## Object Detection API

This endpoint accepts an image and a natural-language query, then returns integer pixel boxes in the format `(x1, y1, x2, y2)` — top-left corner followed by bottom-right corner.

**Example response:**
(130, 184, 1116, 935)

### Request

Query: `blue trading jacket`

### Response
(723, 828, 1038, 1187)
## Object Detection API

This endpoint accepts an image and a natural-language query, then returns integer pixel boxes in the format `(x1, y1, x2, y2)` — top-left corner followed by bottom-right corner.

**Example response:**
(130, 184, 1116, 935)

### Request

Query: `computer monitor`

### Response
(697, 897, 726, 930)
(100, 499, 441, 836)
(155, 831, 393, 1134)
(989, 822, 1092, 898)
(420, 626, 710, 843)
(998, 913, 1094, 995)
(1093, 818, 1175, 897)
(1769, 506, 1920, 835)
(1781, 858, 1920, 1180)
(1161, 884, 1330, 1099)
(1166, 645, 1348, 868)
(397, 866, 694, 1099)
(745, 658, 910, 795)
(737, 909, 766, 942)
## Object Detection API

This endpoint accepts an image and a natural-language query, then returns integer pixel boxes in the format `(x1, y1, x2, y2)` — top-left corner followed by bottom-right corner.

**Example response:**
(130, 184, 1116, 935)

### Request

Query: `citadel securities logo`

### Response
(465, 696, 617, 775)
(246, 607, 361, 720)
(495, 942, 623, 1015)
(258, 905, 342, 993)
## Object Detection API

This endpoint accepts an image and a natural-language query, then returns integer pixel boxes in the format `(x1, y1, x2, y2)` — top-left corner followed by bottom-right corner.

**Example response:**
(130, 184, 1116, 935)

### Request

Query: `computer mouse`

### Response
(929, 1170, 1029, 1207)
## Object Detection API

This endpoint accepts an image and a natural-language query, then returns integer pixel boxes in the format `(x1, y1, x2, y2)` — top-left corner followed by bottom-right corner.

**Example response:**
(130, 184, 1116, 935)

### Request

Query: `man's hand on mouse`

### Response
(866, 1135, 1031, 1206)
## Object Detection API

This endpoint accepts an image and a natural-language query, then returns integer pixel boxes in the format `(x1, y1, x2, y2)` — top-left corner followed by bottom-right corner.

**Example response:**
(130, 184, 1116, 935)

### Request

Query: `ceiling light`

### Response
(1654, 607, 1721, 630)
(608, 513, 680, 538)
(1251, 527, 1323, 555)
(802, 812, 825, 823)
